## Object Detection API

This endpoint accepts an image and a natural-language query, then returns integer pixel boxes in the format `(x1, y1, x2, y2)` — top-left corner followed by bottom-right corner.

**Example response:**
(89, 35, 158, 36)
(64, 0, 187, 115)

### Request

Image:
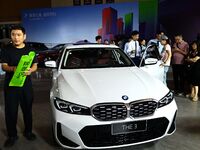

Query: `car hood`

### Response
(57, 67, 169, 107)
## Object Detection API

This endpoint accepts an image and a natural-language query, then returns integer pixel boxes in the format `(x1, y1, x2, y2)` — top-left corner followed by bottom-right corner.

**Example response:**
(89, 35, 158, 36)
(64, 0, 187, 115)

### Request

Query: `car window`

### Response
(139, 44, 161, 67)
(61, 48, 134, 69)
(144, 44, 161, 60)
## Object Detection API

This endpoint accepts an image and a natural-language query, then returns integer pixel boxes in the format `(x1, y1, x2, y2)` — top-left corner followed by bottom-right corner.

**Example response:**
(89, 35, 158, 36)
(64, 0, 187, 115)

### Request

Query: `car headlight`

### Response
(158, 91, 174, 108)
(54, 97, 90, 115)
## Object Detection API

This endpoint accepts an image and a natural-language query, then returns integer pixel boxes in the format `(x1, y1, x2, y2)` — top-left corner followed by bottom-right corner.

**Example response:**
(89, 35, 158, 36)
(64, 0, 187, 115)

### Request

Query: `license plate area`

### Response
(111, 120, 147, 135)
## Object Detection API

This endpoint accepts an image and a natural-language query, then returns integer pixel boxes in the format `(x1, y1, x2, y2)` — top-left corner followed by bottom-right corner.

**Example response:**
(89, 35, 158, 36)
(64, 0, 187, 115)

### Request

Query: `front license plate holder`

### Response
(111, 120, 147, 135)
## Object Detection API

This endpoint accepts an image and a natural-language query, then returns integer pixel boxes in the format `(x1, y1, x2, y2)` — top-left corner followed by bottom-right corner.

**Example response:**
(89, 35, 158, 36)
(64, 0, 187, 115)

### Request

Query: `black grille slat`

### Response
(130, 101, 157, 118)
(92, 100, 157, 121)
(92, 104, 127, 121)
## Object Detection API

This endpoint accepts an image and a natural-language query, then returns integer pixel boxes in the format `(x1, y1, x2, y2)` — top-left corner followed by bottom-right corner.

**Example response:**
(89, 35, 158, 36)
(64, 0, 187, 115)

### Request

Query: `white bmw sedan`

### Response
(45, 43, 177, 149)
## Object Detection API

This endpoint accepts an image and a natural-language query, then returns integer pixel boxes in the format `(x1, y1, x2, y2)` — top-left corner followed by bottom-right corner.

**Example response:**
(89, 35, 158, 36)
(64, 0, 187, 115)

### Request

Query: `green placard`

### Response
(9, 51, 35, 87)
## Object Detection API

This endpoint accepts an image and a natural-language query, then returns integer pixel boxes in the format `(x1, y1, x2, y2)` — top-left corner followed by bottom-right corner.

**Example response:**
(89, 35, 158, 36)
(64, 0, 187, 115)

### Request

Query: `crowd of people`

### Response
(95, 31, 200, 102)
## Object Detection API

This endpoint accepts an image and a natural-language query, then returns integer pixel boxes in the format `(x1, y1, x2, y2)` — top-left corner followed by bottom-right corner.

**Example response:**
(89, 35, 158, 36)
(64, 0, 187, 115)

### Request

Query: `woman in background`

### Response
(160, 35, 172, 86)
(185, 41, 200, 101)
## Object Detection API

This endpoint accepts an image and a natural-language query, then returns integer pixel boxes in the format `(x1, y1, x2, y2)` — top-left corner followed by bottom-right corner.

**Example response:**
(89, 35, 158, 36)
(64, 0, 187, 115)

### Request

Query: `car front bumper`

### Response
(52, 99, 177, 149)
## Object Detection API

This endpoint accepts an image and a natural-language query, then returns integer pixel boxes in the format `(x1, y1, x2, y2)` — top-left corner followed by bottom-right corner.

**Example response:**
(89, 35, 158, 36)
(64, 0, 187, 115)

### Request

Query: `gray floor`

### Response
(0, 69, 200, 150)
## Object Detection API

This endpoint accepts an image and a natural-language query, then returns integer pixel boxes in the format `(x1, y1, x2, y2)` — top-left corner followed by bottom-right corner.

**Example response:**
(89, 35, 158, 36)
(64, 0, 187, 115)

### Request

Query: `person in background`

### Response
(126, 30, 141, 66)
(139, 38, 146, 55)
(147, 31, 164, 54)
(185, 41, 200, 101)
(1, 25, 38, 147)
(95, 35, 102, 44)
(160, 30, 165, 36)
(104, 39, 109, 45)
(0, 40, 11, 75)
(160, 35, 172, 86)
(117, 35, 126, 49)
(124, 37, 132, 54)
(110, 39, 116, 45)
(171, 34, 189, 96)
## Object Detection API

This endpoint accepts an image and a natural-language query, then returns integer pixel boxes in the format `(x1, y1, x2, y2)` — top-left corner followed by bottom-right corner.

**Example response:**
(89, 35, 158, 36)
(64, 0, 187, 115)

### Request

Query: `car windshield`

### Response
(61, 48, 134, 69)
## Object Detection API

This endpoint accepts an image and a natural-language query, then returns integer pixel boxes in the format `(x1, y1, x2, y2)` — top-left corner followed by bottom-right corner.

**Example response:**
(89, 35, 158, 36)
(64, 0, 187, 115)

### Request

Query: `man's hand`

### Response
(2, 64, 16, 72)
(24, 68, 32, 76)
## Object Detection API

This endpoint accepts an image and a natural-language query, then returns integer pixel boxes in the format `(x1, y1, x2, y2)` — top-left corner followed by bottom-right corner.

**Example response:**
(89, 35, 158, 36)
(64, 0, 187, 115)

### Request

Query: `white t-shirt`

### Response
(161, 44, 171, 66)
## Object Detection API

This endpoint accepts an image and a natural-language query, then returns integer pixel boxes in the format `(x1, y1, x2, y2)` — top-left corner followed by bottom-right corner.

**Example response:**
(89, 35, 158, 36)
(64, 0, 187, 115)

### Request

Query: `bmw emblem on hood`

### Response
(122, 95, 129, 100)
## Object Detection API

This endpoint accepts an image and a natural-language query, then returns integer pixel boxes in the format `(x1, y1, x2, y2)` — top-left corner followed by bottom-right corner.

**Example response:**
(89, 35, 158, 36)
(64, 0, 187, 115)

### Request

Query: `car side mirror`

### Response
(144, 58, 158, 65)
(45, 60, 57, 68)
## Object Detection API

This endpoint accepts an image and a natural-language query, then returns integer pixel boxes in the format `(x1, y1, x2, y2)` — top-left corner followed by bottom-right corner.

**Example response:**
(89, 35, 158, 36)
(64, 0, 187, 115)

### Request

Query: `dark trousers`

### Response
(172, 64, 186, 93)
(4, 85, 33, 137)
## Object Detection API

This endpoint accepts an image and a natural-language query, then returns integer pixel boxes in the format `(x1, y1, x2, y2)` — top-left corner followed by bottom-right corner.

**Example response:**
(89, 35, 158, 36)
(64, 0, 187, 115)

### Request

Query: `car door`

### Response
(139, 44, 164, 82)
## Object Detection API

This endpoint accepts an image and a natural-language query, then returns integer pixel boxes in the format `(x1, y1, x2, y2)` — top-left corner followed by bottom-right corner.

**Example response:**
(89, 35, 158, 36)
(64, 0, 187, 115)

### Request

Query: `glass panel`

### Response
(61, 48, 134, 69)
